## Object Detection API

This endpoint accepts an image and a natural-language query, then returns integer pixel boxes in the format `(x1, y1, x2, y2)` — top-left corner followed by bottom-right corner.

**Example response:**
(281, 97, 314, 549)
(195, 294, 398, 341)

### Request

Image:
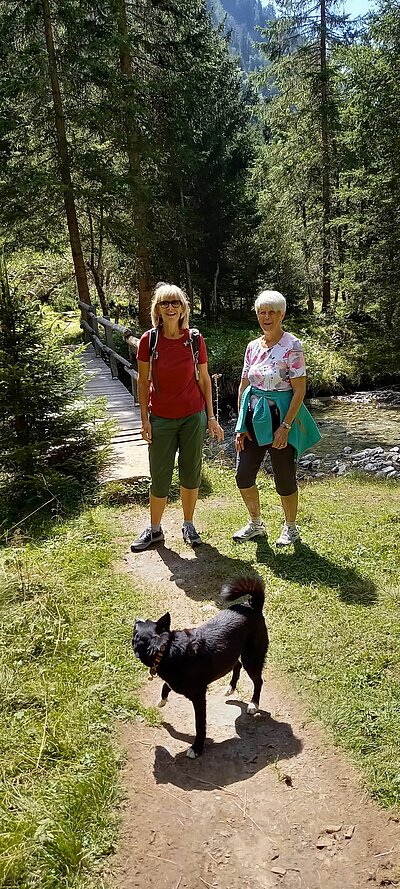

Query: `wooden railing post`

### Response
(90, 312, 101, 356)
(104, 325, 118, 378)
(128, 341, 137, 403)
(80, 302, 91, 342)
(124, 331, 140, 404)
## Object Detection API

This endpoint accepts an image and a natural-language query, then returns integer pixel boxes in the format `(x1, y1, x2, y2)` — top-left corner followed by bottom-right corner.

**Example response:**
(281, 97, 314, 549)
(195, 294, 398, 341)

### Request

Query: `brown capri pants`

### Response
(235, 406, 298, 497)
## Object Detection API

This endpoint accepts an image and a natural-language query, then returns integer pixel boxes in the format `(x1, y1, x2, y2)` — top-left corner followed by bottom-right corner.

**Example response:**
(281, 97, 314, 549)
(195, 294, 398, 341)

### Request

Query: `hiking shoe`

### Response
(233, 521, 267, 542)
(182, 523, 202, 547)
(130, 527, 164, 552)
(275, 523, 300, 547)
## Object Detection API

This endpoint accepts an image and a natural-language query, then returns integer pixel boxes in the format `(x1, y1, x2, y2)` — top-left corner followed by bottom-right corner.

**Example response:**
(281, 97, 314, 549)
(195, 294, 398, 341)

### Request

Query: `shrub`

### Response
(0, 255, 112, 521)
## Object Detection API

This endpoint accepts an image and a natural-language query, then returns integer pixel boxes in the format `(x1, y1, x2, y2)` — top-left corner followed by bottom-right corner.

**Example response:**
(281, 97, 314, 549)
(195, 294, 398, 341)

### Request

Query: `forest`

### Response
(1, 6, 400, 886)
(1, 0, 399, 330)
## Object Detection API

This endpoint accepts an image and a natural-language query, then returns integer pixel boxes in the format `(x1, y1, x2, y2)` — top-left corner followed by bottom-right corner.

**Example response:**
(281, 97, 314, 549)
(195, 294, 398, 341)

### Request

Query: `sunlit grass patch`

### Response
(0, 506, 150, 888)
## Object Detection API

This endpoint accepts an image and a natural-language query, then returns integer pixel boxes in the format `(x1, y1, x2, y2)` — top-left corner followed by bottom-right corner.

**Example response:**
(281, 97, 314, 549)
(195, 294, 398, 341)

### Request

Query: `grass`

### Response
(191, 467, 400, 809)
(0, 506, 154, 889)
(1, 469, 399, 887)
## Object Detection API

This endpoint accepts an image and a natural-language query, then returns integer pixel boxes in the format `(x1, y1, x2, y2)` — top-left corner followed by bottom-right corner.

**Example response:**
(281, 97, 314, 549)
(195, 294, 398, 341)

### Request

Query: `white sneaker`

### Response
(276, 523, 300, 546)
(233, 521, 267, 542)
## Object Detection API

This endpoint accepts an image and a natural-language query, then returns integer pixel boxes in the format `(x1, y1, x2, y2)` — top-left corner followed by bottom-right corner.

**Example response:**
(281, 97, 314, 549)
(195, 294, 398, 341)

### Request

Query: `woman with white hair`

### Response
(131, 283, 224, 552)
(234, 290, 320, 546)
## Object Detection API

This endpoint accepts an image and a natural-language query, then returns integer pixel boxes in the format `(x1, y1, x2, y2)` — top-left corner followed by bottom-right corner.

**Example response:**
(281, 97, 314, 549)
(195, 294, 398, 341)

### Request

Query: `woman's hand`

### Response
(208, 417, 224, 442)
(235, 431, 252, 452)
(141, 418, 152, 443)
(272, 425, 289, 449)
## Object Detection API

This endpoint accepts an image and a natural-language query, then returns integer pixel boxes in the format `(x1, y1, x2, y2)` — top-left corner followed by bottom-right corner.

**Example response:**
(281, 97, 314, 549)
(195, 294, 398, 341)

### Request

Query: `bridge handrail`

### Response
(78, 300, 141, 402)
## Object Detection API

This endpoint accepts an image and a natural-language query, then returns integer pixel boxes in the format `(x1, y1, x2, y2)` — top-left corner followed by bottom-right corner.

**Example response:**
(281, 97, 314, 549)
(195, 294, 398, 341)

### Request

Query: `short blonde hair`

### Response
(150, 283, 190, 329)
(254, 289, 286, 315)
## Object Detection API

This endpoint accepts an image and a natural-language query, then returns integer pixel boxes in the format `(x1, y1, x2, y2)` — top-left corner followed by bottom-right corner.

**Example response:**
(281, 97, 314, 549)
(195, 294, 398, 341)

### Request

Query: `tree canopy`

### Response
(0, 0, 399, 324)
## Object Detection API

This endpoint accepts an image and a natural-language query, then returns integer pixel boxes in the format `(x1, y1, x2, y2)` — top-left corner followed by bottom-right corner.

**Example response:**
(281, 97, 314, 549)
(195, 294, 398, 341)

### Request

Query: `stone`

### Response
(300, 453, 317, 465)
(352, 447, 384, 459)
(343, 446, 352, 454)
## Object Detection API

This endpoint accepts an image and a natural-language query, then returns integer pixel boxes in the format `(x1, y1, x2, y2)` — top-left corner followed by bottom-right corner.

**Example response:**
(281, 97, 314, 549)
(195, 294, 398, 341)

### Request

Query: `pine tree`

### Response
(0, 255, 111, 508)
(0, 0, 259, 321)
(258, 0, 351, 310)
(334, 0, 400, 324)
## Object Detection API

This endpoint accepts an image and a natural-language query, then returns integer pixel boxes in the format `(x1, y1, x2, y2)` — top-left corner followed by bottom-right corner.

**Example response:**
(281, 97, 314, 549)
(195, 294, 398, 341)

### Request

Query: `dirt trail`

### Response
(112, 512, 399, 889)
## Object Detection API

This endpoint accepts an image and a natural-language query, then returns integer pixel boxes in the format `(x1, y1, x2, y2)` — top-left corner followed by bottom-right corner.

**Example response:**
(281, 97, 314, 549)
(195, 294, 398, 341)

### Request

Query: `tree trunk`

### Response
(88, 205, 109, 317)
(210, 262, 220, 319)
(320, 0, 331, 312)
(331, 138, 345, 309)
(301, 203, 314, 313)
(179, 179, 194, 311)
(114, 0, 152, 327)
(41, 0, 91, 306)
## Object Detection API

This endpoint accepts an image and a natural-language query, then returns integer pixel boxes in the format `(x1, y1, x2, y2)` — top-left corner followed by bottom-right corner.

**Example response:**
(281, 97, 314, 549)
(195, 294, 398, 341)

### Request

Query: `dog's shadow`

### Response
(153, 699, 302, 790)
(158, 541, 265, 605)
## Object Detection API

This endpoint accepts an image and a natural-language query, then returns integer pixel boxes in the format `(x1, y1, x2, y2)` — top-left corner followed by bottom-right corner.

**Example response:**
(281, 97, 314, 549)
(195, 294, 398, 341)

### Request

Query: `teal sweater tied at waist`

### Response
(235, 386, 321, 461)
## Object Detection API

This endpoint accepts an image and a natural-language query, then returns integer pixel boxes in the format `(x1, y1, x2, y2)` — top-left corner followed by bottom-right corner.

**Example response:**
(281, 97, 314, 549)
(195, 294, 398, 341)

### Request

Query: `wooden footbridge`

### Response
(79, 302, 150, 482)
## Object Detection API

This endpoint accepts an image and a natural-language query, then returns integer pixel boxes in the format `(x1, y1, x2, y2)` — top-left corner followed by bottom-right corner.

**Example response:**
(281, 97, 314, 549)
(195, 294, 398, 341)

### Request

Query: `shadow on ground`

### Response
(153, 699, 302, 790)
(156, 539, 377, 607)
(254, 538, 377, 606)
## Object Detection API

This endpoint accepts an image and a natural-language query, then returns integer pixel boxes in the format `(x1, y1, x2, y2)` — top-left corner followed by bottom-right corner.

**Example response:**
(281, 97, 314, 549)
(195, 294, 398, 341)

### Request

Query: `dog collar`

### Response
(148, 642, 167, 680)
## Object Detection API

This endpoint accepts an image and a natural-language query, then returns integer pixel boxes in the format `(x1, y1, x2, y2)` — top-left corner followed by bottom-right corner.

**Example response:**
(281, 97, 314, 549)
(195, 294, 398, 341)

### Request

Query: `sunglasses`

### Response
(159, 300, 182, 308)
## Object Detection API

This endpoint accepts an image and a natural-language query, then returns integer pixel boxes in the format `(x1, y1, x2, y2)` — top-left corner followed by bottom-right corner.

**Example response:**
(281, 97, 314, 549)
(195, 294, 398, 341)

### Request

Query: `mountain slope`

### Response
(207, 0, 276, 71)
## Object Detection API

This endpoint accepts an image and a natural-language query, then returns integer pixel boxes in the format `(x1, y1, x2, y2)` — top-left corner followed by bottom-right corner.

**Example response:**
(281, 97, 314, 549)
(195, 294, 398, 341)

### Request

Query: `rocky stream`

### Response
(207, 388, 400, 481)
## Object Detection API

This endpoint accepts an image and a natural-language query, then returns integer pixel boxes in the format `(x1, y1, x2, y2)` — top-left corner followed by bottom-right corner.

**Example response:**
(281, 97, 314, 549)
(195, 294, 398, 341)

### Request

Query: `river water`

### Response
(208, 389, 400, 468)
(307, 390, 400, 457)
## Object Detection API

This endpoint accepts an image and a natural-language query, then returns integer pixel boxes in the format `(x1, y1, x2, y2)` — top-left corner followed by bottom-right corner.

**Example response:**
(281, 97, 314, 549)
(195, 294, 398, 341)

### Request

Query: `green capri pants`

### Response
(149, 410, 208, 498)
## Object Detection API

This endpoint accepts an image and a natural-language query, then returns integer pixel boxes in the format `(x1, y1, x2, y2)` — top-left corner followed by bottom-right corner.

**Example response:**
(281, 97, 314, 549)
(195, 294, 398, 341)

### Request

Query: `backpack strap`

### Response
(189, 328, 200, 380)
(147, 327, 159, 382)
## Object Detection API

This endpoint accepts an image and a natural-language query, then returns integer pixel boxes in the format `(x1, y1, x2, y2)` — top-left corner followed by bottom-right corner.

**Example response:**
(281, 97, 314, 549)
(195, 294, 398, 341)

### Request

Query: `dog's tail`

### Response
(220, 574, 265, 612)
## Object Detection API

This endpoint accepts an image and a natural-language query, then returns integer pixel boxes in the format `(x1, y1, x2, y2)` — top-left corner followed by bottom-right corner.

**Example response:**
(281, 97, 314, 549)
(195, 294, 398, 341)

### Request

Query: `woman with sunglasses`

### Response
(131, 283, 224, 552)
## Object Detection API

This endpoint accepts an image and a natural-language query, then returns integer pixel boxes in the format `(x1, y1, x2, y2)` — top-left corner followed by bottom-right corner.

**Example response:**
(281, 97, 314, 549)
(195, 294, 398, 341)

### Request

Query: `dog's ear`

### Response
(155, 612, 171, 634)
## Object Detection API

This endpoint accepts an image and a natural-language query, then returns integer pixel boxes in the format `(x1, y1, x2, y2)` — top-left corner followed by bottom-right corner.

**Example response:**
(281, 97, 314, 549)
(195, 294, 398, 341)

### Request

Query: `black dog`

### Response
(132, 574, 269, 758)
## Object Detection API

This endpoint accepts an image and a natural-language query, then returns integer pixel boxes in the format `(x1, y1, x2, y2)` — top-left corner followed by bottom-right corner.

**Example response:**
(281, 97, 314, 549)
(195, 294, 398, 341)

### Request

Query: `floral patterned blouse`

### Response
(241, 331, 306, 394)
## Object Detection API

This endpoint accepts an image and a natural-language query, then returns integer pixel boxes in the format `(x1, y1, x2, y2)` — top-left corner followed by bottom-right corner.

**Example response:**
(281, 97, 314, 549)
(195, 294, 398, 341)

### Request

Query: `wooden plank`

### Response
(79, 345, 149, 481)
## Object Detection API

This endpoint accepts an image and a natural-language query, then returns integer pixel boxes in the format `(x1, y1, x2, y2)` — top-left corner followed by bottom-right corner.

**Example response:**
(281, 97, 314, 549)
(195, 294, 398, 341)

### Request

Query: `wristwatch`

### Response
(282, 421, 291, 430)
